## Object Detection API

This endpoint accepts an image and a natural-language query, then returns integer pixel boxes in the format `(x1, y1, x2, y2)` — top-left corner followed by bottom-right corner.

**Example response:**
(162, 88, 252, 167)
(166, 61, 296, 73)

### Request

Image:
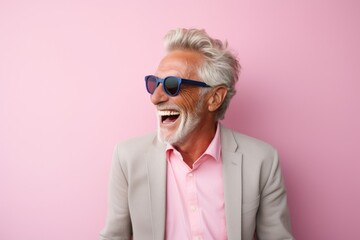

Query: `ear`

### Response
(207, 85, 228, 112)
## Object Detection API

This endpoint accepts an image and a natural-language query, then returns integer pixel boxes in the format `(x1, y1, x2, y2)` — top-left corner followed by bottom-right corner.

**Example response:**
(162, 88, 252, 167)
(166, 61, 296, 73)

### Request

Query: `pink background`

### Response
(1, 0, 359, 239)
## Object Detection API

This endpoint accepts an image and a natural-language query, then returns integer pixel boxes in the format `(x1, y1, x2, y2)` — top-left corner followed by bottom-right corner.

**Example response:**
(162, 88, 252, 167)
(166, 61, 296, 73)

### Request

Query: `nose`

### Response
(150, 83, 169, 105)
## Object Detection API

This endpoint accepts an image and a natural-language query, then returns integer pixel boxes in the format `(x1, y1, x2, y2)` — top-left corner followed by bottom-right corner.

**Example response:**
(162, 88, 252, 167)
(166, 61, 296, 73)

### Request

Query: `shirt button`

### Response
(190, 206, 197, 212)
(188, 173, 193, 177)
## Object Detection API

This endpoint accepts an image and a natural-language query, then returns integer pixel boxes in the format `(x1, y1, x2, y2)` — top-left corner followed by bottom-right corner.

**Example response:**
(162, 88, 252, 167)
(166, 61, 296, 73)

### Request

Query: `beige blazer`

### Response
(100, 125, 294, 240)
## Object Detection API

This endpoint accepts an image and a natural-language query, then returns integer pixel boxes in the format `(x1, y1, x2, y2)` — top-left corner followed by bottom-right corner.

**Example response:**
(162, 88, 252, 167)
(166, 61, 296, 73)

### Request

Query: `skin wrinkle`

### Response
(151, 50, 219, 165)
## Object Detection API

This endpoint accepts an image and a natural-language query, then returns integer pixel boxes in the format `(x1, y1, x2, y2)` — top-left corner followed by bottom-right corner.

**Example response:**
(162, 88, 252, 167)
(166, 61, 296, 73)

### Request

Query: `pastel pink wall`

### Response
(1, 0, 359, 239)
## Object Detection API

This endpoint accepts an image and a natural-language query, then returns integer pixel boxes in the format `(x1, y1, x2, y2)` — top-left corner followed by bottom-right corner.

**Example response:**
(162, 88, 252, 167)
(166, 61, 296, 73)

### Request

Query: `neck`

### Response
(174, 122, 218, 168)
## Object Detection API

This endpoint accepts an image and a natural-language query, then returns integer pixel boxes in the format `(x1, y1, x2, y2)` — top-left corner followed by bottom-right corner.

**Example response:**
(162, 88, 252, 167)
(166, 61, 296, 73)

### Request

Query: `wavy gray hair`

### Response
(164, 28, 241, 120)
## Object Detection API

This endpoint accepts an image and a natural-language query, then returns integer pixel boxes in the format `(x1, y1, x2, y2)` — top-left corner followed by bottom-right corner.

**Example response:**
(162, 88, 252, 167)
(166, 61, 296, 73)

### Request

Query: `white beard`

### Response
(157, 98, 204, 145)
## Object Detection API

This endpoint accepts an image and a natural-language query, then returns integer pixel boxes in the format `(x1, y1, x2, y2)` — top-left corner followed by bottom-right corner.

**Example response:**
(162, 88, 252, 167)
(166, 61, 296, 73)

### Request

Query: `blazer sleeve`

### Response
(99, 144, 132, 240)
(256, 151, 294, 240)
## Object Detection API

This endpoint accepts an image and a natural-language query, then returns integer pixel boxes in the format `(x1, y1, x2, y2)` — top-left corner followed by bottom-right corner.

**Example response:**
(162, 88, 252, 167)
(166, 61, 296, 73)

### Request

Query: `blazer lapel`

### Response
(145, 126, 243, 239)
(221, 125, 243, 240)
(146, 136, 167, 240)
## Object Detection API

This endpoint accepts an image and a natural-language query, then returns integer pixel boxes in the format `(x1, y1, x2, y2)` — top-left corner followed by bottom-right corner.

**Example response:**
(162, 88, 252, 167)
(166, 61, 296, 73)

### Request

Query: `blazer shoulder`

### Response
(235, 132, 275, 153)
(117, 131, 157, 148)
(222, 126, 279, 176)
(113, 131, 164, 164)
(223, 127, 282, 189)
(223, 126, 277, 155)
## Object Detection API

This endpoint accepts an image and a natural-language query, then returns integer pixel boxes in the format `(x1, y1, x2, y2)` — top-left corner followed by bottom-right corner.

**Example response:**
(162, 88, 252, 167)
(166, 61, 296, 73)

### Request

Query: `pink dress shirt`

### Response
(165, 125, 227, 240)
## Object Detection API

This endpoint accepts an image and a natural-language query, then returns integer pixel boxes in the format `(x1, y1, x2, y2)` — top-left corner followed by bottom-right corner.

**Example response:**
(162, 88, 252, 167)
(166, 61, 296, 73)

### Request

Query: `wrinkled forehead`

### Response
(155, 50, 203, 80)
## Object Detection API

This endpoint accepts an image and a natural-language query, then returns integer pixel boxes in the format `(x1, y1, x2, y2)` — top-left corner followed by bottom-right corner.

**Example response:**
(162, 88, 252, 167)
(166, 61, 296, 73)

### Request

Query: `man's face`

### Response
(151, 50, 210, 145)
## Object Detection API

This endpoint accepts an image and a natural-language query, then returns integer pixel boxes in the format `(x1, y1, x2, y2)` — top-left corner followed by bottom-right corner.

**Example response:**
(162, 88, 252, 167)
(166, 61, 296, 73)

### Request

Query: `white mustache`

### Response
(156, 104, 180, 112)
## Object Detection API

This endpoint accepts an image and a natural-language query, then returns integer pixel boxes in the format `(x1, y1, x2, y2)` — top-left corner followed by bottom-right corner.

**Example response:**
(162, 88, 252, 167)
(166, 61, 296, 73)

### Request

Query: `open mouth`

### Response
(158, 110, 180, 124)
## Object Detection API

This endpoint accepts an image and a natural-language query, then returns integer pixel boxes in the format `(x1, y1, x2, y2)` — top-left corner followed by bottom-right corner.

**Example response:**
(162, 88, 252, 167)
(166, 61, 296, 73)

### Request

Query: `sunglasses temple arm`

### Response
(181, 79, 210, 87)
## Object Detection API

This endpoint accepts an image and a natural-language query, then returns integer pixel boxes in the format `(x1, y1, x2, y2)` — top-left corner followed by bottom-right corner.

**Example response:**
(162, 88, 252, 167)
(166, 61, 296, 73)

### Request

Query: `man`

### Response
(100, 28, 293, 240)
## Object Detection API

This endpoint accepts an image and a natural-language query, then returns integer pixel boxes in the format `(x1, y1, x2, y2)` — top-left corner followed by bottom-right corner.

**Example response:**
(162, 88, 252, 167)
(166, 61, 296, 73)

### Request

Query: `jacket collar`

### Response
(146, 124, 243, 239)
(220, 125, 243, 239)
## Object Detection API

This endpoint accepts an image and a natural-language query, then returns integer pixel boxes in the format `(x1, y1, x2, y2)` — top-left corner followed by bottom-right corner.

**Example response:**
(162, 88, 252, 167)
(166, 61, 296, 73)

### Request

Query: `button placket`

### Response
(186, 171, 202, 238)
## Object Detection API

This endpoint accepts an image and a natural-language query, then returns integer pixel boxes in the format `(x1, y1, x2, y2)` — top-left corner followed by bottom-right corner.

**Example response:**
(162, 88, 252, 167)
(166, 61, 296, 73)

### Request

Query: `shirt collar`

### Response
(166, 122, 222, 162)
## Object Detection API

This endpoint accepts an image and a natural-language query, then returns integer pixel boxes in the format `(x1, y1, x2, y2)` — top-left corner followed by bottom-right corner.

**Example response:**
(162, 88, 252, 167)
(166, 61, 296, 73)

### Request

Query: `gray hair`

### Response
(163, 28, 241, 120)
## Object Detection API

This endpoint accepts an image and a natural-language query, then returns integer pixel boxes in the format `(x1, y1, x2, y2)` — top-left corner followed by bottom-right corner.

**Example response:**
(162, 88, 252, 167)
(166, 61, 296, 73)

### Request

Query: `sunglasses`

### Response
(145, 75, 211, 97)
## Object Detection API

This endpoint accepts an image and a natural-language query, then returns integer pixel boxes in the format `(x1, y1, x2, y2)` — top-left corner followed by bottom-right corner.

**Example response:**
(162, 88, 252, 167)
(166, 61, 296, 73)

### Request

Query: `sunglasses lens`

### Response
(146, 76, 157, 93)
(164, 77, 180, 96)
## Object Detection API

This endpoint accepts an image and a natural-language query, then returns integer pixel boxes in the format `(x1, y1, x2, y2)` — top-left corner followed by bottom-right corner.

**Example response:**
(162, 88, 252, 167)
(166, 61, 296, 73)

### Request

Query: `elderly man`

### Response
(100, 28, 293, 240)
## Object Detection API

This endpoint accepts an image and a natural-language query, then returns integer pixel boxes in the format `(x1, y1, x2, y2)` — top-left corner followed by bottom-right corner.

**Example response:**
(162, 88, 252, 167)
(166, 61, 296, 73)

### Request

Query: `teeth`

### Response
(158, 110, 180, 116)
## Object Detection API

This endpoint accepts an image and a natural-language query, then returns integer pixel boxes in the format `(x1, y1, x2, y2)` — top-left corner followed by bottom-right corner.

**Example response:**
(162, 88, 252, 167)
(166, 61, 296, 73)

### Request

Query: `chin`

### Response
(156, 99, 205, 145)
(157, 118, 199, 146)
(157, 129, 183, 145)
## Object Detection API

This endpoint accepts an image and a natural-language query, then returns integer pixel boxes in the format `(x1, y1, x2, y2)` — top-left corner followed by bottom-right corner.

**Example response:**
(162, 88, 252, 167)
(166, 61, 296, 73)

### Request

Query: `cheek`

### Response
(174, 89, 200, 113)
